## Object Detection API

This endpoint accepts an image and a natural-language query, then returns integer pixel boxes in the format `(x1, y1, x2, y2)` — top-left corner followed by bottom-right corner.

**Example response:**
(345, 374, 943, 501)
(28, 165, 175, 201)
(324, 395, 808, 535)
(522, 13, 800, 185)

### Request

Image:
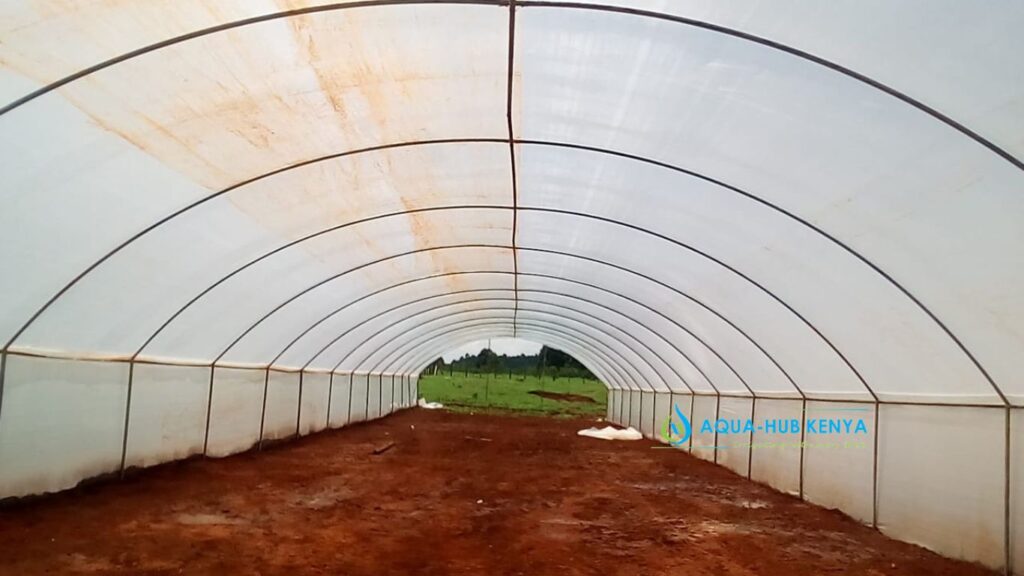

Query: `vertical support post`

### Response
(258, 367, 271, 449)
(294, 370, 304, 437)
(377, 373, 384, 418)
(347, 373, 355, 424)
(638, 389, 644, 432)
(326, 371, 334, 429)
(1004, 406, 1012, 576)
(364, 373, 371, 420)
(202, 365, 216, 456)
(872, 400, 881, 529)
(798, 397, 807, 499)
(118, 360, 136, 478)
(688, 393, 695, 453)
(0, 349, 7, 424)
(747, 396, 756, 479)
(712, 393, 722, 464)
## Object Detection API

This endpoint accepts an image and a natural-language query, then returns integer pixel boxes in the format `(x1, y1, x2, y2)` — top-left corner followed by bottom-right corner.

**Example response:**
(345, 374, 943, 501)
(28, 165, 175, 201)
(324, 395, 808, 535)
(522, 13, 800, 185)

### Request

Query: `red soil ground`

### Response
(0, 409, 995, 576)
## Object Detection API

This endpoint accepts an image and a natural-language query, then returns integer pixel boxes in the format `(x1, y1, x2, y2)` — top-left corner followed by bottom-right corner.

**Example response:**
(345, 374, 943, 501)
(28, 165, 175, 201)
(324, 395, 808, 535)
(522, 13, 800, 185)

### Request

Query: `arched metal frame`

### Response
(271, 270, 749, 395)
(333, 296, 685, 391)
(0, 1, 1011, 407)
(215, 241, 820, 394)
(333, 286, 726, 394)
(331, 303, 630, 387)
(360, 302, 671, 390)
(321, 320, 630, 430)
(355, 319, 629, 392)
(396, 324, 621, 387)
(173, 207, 869, 399)
(161, 225, 825, 395)
(4, 0, 1018, 176)
(346, 308, 655, 391)
(327, 318, 632, 425)
(0, 2, 1015, 571)
(404, 322, 624, 389)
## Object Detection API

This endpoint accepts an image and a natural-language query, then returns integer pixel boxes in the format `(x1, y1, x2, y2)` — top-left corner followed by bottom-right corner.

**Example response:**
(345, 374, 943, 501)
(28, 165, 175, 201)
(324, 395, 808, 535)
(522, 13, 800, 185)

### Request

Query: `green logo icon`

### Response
(660, 403, 691, 446)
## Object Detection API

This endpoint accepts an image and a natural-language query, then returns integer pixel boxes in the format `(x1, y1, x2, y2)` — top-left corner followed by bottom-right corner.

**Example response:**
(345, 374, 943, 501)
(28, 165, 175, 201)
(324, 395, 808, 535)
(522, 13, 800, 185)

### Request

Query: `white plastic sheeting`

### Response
(0, 1, 1021, 572)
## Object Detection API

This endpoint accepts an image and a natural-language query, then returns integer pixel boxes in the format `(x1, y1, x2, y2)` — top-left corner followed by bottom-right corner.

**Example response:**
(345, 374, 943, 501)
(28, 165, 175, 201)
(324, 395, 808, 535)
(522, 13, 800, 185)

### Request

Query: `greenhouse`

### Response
(0, 1, 1020, 574)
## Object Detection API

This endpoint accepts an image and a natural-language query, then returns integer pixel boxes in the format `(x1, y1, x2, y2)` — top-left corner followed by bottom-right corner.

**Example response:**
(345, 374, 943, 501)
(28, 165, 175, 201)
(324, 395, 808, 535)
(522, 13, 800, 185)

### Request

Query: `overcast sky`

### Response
(440, 337, 544, 362)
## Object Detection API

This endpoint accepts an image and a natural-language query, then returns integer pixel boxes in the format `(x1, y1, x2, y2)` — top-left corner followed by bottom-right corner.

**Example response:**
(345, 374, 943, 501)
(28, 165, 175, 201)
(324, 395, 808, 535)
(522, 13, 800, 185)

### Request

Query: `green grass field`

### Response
(418, 372, 608, 417)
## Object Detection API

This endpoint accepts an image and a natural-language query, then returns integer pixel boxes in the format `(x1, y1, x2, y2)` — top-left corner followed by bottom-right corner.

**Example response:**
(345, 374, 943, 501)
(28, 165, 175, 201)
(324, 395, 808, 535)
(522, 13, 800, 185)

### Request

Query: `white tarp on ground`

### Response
(577, 426, 643, 441)
(0, 2, 1021, 572)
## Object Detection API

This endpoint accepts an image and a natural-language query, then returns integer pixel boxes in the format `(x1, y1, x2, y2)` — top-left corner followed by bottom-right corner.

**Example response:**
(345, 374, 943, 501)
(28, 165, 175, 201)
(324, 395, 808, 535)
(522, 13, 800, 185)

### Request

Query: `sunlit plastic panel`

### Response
(125, 363, 209, 468)
(515, 285, 722, 394)
(335, 301, 519, 373)
(338, 306, 518, 372)
(515, 216, 865, 399)
(344, 319, 511, 375)
(516, 298, 664, 384)
(554, 1, 1024, 158)
(272, 288, 517, 370)
(516, 142, 1012, 403)
(624, 388, 639, 418)
(135, 212, 512, 363)
(262, 371, 300, 442)
(205, 367, 264, 457)
(515, 304, 672, 391)
(327, 373, 352, 428)
(689, 395, 717, 462)
(0, 356, 127, 498)
(637, 391, 654, 437)
(516, 139, 1001, 400)
(518, 291, 690, 384)
(298, 372, 331, 435)
(0, 1, 388, 104)
(0, 3, 508, 351)
(517, 275, 732, 394)
(393, 324, 517, 374)
(516, 255, 794, 396)
(347, 373, 370, 423)
(274, 272, 515, 368)
(394, 325, 517, 375)
(801, 400, 875, 524)
(366, 375, 383, 420)
(515, 7, 1024, 403)
(16, 143, 512, 358)
(749, 398, 803, 496)
(876, 404, 1006, 568)
(717, 397, 753, 476)
(502, 311, 648, 390)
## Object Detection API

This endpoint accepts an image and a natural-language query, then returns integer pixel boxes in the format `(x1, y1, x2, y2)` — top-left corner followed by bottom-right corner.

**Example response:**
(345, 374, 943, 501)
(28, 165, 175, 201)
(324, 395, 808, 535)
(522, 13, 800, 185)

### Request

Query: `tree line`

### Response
(425, 346, 596, 380)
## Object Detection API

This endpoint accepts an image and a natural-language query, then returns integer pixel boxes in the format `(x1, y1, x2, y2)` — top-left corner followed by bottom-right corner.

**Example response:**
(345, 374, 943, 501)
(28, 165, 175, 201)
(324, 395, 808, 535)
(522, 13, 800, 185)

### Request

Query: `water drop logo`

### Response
(660, 403, 691, 446)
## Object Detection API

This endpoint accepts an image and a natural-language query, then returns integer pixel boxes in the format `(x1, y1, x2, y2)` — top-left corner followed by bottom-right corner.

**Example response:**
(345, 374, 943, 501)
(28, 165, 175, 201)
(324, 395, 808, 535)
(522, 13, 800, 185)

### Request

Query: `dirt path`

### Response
(0, 410, 994, 575)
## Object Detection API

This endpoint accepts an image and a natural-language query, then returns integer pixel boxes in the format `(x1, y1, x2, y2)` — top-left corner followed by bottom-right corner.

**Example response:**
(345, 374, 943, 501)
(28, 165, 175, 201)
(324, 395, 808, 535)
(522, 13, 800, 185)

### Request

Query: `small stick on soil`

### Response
(464, 436, 493, 442)
(371, 442, 396, 455)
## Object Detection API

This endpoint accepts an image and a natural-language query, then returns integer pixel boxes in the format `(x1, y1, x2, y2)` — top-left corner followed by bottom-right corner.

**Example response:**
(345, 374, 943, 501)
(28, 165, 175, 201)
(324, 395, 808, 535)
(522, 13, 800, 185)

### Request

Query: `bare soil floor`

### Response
(0, 410, 995, 576)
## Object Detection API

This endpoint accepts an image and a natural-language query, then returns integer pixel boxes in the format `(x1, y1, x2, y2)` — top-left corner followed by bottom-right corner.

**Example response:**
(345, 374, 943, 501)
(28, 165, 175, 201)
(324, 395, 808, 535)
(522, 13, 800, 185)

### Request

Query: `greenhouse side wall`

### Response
(631, 391, 1020, 574)
(0, 355, 414, 500)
